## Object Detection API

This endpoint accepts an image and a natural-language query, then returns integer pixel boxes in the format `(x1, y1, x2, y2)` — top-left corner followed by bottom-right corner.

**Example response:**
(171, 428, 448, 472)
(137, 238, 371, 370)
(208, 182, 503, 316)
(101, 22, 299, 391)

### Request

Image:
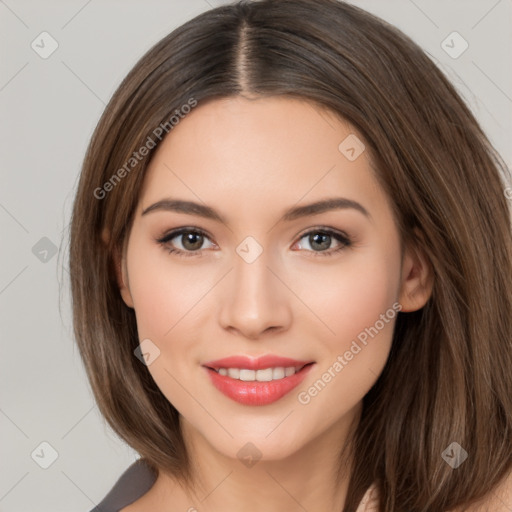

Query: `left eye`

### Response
(156, 228, 351, 258)
(294, 229, 351, 255)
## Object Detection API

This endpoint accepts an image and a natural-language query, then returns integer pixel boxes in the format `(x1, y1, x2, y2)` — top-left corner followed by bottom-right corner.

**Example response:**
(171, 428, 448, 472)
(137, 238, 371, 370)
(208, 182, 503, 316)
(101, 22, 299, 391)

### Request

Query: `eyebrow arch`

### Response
(141, 197, 371, 223)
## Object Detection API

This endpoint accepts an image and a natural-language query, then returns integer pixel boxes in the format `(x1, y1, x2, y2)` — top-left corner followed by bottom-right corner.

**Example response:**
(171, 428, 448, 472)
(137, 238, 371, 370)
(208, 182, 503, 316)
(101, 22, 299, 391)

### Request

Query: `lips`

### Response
(203, 355, 312, 371)
(202, 355, 315, 406)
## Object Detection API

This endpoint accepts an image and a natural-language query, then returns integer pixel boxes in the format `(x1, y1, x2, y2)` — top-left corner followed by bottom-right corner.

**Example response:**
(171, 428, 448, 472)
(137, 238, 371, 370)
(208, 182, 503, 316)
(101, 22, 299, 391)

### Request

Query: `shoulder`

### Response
(358, 472, 512, 512)
(451, 469, 512, 512)
(90, 458, 158, 512)
(356, 482, 379, 511)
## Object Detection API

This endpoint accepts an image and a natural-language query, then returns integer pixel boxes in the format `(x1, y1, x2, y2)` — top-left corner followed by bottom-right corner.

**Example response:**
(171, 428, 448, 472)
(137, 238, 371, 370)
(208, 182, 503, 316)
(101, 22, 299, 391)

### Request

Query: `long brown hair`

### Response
(68, 1, 512, 510)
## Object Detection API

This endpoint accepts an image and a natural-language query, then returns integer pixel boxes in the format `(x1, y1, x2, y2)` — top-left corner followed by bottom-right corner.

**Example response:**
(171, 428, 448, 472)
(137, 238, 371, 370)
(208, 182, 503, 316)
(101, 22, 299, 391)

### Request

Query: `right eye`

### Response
(156, 228, 216, 258)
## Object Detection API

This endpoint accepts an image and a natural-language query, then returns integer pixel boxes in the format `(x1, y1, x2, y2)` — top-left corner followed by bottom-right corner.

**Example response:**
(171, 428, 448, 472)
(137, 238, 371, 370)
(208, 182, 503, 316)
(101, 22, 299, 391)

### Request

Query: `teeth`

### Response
(239, 369, 256, 381)
(216, 366, 299, 381)
(256, 368, 273, 381)
(285, 367, 295, 377)
(227, 368, 240, 379)
(272, 367, 285, 379)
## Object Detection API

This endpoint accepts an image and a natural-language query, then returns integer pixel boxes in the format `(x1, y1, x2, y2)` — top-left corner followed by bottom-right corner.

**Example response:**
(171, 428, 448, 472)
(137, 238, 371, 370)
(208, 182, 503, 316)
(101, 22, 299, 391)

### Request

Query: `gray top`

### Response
(89, 459, 158, 512)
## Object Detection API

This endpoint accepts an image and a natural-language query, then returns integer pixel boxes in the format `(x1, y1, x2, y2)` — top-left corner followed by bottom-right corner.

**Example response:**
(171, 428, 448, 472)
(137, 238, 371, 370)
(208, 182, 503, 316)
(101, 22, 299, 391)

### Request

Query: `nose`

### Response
(218, 247, 293, 340)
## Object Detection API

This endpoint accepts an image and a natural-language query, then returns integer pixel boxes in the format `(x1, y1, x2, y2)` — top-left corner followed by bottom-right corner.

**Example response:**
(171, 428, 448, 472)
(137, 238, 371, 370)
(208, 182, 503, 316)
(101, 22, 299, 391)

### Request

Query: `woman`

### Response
(69, 0, 512, 510)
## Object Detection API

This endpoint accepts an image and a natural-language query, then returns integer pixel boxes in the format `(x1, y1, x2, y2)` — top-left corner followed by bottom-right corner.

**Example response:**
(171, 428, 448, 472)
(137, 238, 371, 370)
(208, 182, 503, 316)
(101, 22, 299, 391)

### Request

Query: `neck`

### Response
(154, 403, 362, 512)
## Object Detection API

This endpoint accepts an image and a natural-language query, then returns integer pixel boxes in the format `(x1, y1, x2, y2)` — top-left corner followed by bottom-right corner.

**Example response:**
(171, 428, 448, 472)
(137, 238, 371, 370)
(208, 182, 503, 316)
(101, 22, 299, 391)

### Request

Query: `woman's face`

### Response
(116, 96, 430, 462)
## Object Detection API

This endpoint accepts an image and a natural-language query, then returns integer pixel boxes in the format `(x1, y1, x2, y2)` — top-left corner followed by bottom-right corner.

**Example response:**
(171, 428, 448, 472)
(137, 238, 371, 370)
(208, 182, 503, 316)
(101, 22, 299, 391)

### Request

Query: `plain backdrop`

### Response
(1, 1, 511, 510)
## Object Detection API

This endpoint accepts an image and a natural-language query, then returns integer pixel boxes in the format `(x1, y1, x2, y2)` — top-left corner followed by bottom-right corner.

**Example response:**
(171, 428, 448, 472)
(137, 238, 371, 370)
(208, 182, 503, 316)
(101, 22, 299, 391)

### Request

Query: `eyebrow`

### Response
(141, 197, 371, 223)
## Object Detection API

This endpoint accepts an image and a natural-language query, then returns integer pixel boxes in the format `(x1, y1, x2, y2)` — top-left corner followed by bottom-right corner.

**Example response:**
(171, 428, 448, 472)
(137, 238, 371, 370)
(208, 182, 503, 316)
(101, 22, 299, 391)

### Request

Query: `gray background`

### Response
(1, 1, 511, 511)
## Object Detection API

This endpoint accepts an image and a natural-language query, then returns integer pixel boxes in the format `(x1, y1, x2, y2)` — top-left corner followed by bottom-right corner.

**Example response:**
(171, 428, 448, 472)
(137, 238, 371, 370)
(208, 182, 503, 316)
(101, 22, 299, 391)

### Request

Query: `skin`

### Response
(112, 96, 433, 512)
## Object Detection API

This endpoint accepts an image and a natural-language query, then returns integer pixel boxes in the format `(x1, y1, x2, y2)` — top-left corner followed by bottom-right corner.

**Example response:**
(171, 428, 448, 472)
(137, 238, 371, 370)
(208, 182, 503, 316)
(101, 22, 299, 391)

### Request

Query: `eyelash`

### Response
(155, 227, 352, 258)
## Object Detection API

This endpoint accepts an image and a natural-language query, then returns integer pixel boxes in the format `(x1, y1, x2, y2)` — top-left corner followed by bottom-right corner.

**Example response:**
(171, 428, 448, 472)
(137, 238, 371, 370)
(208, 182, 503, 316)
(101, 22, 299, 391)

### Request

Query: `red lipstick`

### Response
(203, 355, 314, 406)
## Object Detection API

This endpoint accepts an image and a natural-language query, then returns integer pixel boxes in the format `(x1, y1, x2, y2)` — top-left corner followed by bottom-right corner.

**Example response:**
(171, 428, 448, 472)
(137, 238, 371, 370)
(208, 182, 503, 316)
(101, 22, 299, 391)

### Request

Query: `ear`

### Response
(103, 227, 134, 309)
(398, 230, 433, 312)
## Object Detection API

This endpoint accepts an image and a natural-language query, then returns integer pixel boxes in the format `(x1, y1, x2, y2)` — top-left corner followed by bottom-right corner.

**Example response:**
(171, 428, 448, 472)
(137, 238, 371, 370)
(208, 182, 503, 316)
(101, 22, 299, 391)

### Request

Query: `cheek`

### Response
(126, 241, 216, 343)
(125, 245, 213, 412)
(295, 245, 401, 411)
(300, 247, 401, 348)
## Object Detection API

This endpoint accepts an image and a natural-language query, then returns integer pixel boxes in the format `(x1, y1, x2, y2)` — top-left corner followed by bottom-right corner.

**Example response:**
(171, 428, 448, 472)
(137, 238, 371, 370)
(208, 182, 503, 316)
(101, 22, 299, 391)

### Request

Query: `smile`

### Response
(202, 355, 315, 406)
(212, 366, 302, 381)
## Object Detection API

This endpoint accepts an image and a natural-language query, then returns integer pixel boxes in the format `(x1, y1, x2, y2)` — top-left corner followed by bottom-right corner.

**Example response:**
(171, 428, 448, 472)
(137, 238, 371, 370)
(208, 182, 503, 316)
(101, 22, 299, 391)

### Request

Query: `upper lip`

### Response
(203, 355, 314, 370)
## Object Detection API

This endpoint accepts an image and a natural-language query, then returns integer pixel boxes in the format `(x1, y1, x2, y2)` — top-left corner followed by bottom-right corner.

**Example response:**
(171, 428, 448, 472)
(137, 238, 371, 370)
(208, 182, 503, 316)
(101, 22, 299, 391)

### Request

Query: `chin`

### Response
(203, 424, 313, 464)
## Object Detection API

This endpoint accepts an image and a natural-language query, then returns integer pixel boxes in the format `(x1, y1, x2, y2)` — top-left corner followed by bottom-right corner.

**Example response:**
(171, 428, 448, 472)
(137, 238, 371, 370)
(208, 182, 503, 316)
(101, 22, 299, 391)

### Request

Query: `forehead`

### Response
(137, 96, 388, 223)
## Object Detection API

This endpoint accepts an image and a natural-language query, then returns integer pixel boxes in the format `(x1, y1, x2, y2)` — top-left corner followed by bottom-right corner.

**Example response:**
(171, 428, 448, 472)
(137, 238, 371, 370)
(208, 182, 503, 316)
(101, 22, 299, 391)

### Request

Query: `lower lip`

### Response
(204, 364, 314, 406)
